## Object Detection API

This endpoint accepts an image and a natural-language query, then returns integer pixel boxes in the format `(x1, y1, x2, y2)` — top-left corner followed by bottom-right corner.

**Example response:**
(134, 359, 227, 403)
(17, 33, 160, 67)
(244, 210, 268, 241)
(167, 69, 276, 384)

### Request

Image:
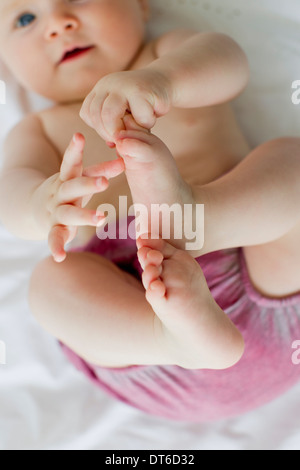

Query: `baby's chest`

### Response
(82, 108, 205, 168)
(48, 104, 234, 186)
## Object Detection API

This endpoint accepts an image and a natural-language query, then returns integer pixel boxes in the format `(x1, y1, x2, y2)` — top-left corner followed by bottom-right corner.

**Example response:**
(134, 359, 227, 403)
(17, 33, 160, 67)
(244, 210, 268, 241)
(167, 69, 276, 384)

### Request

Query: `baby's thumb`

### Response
(60, 133, 85, 182)
(123, 113, 152, 134)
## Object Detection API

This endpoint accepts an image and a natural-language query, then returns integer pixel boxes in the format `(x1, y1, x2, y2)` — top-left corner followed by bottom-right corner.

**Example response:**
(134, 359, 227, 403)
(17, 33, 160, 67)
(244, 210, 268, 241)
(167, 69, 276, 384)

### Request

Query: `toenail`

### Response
(146, 251, 154, 261)
(147, 250, 163, 264)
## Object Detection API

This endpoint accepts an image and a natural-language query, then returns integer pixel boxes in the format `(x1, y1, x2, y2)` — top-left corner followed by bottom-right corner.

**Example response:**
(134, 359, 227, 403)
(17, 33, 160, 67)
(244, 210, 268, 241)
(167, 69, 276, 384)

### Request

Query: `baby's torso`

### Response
(38, 42, 250, 244)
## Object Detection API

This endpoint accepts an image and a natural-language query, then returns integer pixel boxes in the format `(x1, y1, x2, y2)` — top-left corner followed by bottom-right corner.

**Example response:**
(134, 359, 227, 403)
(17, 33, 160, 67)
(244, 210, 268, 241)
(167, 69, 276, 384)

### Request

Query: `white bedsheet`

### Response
(1, 0, 300, 450)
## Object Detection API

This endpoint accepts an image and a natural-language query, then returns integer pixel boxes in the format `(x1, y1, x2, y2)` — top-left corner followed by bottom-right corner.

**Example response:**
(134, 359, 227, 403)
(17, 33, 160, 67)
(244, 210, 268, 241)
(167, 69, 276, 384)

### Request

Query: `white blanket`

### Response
(1, 0, 300, 450)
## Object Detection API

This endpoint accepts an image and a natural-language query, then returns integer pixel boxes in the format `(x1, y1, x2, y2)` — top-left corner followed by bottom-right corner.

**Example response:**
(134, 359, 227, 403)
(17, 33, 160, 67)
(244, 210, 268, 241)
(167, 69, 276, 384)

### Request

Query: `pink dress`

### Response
(61, 217, 300, 422)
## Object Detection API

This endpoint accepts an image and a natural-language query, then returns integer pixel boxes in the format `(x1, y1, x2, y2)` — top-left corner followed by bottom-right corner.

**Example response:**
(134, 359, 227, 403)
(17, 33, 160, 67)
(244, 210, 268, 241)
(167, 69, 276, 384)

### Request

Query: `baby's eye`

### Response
(16, 13, 36, 28)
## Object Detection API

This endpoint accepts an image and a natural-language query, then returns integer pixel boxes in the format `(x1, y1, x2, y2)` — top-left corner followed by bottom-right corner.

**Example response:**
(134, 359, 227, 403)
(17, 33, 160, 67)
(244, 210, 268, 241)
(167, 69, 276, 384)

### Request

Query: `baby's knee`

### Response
(29, 252, 90, 323)
(259, 136, 300, 154)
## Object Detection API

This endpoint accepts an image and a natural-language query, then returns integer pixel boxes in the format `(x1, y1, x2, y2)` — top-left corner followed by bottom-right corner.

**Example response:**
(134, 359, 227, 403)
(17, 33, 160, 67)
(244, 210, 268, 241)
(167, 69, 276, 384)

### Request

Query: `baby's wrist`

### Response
(143, 65, 174, 113)
(30, 180, 53, 239)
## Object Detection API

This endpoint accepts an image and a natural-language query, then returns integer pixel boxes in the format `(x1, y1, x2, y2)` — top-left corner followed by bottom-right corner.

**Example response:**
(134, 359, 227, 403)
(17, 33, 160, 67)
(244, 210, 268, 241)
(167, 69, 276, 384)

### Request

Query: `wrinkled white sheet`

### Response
(1, 0, 300, 450)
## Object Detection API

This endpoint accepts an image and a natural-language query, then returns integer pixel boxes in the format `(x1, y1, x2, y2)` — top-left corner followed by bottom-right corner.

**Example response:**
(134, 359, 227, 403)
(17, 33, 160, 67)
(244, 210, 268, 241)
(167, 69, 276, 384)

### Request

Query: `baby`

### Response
(1, 0, 300, 422)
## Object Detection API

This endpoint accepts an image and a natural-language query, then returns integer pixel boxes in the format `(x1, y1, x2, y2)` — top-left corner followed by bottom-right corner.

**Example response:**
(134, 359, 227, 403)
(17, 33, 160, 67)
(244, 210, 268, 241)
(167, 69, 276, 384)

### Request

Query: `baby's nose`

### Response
(45, 15, 79, 40)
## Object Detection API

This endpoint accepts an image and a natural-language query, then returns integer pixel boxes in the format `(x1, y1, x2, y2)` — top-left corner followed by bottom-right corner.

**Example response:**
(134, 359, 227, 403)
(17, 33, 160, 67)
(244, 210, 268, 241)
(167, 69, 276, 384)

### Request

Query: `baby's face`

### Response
(0, 0, 149, 103)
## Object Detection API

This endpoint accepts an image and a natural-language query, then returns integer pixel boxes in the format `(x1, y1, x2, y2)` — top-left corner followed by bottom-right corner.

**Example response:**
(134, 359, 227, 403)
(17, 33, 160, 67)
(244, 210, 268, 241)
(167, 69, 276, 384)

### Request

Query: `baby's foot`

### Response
(115, 116, 193, 247)
(137, 236, 244, 370)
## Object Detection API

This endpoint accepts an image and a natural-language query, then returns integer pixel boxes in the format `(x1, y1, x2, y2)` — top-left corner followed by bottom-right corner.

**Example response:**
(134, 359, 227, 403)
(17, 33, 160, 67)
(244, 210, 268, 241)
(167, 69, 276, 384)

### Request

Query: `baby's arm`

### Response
(0, 114, 62, 240)
(148, 30, 249, 108)
(0, 114, 123, 261)
(80, 30, 249, 142)
(193, 138, 300, 255)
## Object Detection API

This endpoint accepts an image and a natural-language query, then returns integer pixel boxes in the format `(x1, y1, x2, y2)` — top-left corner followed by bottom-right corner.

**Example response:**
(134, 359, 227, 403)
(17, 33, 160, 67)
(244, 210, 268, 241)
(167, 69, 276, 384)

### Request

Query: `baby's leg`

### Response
(115, 116, 194, 250)
(29, 245, 243, 370)
(29, 252, 169, 368)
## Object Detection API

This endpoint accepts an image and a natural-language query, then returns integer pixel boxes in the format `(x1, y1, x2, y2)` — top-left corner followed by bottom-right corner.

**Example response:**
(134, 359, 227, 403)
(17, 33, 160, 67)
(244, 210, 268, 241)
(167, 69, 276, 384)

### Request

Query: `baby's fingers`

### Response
(80, 92, 111, 143)
(58, 176, 109, 204)
(48, 225, 73, 263)
(60, 133, 85, 182)
(55, 204, 106, 227)
(83, 157, 125, 179)
(101, 93, 128, 140)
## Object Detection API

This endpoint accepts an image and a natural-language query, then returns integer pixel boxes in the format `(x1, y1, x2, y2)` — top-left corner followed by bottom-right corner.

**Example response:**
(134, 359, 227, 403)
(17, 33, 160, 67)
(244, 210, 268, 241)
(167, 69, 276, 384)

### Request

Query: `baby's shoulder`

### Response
(5, 106, 68, 156)
(6, 105, 65, 143)
(2, 110, 62, 173)
(152, 29, 200, 58)
(4, 112, 46, 146)
(37, 103, 80, 143)
(133, 29, 199, 68)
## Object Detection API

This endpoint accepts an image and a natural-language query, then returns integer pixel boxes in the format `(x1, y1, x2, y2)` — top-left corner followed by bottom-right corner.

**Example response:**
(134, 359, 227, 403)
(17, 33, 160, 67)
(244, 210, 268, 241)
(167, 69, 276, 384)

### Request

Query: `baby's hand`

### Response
(80, 69, 171, 143)
(33, 133, 124, 263)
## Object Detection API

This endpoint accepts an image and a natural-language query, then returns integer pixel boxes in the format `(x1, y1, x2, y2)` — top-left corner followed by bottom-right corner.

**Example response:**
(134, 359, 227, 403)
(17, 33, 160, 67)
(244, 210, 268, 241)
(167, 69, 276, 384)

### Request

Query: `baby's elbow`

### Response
(215, 33, 250, 98)
(228, 36, 250, 96)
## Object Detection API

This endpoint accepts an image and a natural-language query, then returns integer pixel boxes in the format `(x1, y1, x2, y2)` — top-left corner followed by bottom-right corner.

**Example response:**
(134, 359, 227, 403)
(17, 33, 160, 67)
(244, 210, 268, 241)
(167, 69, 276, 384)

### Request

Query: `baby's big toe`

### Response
(137, 246, 163, 270)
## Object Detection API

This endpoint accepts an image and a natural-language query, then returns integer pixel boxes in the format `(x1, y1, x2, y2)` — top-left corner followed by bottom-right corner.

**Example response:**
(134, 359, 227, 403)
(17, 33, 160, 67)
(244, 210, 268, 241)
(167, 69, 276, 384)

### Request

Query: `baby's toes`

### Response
(142, 263, 163, 291)
(138, 247, 164, 270)
(146, 279, 166, 302)
(137, 235, 176, 258)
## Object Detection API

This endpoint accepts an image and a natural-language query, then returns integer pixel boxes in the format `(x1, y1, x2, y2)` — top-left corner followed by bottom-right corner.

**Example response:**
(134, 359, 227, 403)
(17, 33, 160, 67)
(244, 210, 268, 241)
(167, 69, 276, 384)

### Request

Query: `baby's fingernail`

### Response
(96, 210, 105, 218)
(72, 134, 79, 144)
(73, 133, 84, 146)
(54, 252, 66, 263)
(96, 217, 107, 227)
(93, 210, 107, 226)
(106, 141, 116, 148)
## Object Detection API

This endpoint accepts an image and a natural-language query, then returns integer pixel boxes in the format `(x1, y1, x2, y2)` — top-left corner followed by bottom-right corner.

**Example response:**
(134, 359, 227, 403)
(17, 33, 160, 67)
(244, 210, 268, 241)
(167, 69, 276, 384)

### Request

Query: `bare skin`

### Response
(26, 39, 248, 369)
(1, 1, 300, 371)
(29, 94, 300, 369)
(137, 236, 244, 370)
(29, 114, 245, 370)
(37, 79, 250, 247)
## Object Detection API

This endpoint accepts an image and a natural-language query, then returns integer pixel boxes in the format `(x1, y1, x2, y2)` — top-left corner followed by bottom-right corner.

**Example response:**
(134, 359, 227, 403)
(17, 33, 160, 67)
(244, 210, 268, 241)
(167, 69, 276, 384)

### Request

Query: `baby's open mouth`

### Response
(60, 46, 94, 64)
